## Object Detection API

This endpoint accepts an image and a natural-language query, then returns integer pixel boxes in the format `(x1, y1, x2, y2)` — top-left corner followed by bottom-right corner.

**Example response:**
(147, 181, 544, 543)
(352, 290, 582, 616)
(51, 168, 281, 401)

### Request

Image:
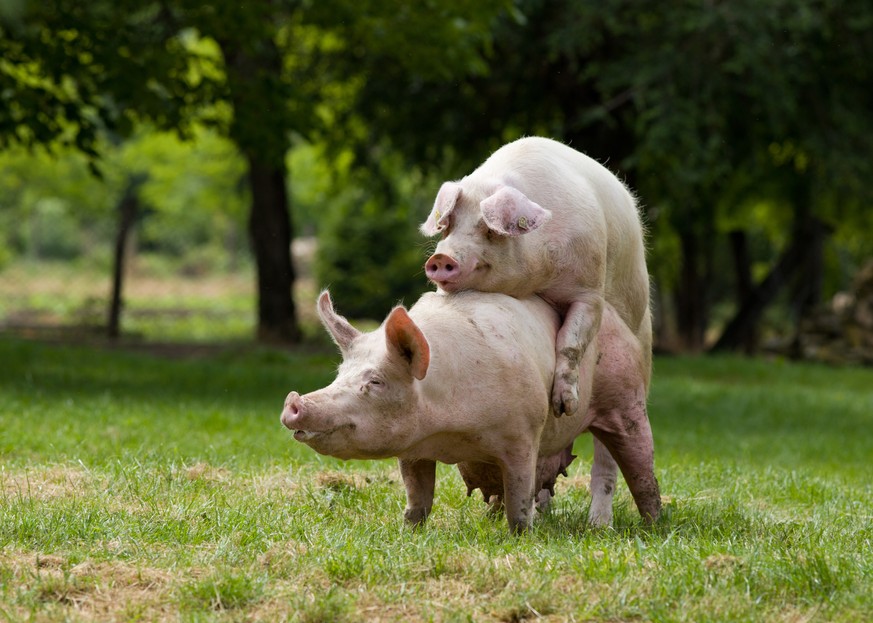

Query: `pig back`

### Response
(473, 136, 650, 339)
(408, 292, 558, 416)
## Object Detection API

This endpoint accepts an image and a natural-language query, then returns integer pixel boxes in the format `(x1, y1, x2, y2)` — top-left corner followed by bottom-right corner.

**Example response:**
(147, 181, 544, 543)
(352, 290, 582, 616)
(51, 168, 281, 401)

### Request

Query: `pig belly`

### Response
(458, 443, 578, 504)
(399, 432, 509, 465)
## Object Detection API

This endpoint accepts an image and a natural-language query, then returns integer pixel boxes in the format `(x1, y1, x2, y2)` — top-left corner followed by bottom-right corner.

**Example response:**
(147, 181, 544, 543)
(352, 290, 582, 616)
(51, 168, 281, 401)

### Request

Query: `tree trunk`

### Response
(713, 177, 827, 354)
(792, 217, 828, 320)
(247, 156, 300, 344)
(728, 229, 757, 353)
(674, 230, 708, 351)
(711, 233, 807, 353)
(219, 34, 301, 344)
(107, 175, 145, 340)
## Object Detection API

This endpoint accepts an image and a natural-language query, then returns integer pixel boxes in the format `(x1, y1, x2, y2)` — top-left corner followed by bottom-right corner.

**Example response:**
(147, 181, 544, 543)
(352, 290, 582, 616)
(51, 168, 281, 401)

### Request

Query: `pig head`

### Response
(280, 291, 430, 460)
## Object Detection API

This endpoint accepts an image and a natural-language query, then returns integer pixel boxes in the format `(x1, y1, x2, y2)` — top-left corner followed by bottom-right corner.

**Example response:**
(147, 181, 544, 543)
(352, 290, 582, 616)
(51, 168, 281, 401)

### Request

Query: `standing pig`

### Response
(280, 290, 660, 534)
(421, 136, 651, 417)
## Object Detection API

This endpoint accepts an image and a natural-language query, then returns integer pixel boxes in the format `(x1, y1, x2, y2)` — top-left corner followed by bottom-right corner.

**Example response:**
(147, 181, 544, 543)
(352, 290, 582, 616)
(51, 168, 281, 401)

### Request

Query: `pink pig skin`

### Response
(421, 137, 652, 419)
(281, 290, 660, 534)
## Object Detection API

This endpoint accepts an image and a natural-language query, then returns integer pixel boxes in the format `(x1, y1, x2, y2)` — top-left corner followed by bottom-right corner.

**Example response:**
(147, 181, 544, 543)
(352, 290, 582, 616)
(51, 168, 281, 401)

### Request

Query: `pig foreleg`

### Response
(499, 451, 538, 535)
(554, 292, 603, 416)
(400, 458, 436, 527)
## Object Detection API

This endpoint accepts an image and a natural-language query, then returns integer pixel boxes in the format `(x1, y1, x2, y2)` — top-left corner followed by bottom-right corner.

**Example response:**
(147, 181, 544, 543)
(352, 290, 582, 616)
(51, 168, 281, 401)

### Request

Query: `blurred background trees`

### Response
(1, 0, 871, 357)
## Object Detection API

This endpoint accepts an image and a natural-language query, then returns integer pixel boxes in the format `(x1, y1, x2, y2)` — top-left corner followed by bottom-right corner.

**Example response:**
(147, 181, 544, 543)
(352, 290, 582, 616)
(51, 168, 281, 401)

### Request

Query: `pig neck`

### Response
(398, 302, 497, 462)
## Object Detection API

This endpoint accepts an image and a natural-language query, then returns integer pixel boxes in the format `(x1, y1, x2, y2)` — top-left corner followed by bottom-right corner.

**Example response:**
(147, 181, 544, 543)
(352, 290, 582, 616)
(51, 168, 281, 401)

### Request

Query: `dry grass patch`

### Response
(703, 553, 744, 571)
(0, 465, 93, 501)
(248, 468, 301, 498)
(1, 551, 176, 622)
(184, 461, 230, 483)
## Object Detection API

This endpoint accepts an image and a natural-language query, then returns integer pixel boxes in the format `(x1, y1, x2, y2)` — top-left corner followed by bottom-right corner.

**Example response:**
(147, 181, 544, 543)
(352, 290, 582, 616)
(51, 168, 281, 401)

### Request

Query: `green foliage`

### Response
(316, 193, 431, 320)
(121, 127, 248, 259)
(289, 139, 434, 320)
(0, 126, 247, 264)
(0, 146, 116, 263)
(0, 340, 872, 620)
(314, 166, 432, 319)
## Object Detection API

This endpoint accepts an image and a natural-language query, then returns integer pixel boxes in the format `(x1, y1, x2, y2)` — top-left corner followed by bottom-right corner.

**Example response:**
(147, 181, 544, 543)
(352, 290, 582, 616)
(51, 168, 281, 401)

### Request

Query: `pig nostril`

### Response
(445, 264, 454, 272)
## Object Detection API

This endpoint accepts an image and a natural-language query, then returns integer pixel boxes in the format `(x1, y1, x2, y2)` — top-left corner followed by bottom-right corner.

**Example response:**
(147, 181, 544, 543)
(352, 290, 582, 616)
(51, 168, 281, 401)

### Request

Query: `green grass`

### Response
(1, 338, 871, 621)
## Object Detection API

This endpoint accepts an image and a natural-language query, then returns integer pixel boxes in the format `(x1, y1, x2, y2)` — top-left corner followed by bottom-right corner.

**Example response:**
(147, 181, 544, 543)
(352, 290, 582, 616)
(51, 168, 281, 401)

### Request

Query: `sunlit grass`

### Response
(1, 339, 871, 621)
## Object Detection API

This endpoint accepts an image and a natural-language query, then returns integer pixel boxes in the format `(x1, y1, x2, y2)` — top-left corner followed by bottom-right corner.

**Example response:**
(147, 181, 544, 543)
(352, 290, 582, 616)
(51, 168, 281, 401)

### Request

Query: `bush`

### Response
(26, 198, 85, 260)
(316, 194, 431, 321)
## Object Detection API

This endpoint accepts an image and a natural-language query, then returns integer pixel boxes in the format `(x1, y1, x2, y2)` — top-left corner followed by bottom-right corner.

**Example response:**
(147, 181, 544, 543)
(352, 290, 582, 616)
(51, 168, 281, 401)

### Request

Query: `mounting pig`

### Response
(422, 137, 652, 417)
(281, 290, 660, 534)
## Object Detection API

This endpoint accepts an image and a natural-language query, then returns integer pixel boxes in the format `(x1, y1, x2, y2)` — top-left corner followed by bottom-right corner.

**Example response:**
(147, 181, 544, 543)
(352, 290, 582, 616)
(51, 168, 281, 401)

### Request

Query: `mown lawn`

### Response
(0, 338, 871, 622)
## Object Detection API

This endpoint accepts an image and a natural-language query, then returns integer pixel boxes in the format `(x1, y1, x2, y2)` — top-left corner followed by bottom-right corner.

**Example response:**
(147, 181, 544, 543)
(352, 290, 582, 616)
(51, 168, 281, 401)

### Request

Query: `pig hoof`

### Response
(552, 379, 580, 416)
(587, 508, 613, 528)
(403, 507, 430, 527)
(535, 489, 553, 512)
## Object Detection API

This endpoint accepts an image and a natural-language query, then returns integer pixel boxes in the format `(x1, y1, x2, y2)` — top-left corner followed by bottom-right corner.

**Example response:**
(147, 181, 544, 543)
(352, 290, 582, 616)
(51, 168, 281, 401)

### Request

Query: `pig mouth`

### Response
(293, 430, 322, 442)
(434, 278, 462, 292)
(432, 263, 490, 291)
(292, 423, 354, 443)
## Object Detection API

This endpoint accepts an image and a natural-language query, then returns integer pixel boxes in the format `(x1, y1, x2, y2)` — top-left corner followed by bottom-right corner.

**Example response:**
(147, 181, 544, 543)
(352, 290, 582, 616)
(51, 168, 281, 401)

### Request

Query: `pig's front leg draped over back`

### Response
(553, 292, 604, 416)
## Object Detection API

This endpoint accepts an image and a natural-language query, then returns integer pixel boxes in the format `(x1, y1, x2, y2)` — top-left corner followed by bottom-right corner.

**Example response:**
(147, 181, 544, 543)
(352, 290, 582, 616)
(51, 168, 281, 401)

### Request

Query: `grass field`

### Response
(0, 338, 871, 622)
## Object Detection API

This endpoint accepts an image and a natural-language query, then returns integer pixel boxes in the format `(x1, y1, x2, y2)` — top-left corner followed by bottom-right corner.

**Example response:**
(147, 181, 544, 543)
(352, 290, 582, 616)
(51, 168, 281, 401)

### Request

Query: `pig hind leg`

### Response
(588, 396, 661, 523)
(587, 436, 618, 527)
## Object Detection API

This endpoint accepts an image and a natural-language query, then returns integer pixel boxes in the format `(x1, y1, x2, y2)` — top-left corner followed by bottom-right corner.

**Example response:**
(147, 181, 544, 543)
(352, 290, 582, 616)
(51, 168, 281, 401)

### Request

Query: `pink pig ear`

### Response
(317, 290, 361, 353)
(480, 186, 551, 236)
(384, 306, 430, 380)
(420, 182, 462, 236)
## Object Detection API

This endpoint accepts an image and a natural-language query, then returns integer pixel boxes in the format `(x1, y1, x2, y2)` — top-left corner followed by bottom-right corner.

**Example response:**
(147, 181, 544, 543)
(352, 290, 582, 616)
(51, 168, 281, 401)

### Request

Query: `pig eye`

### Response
(366, 378, 384, 389)
(476, 219, 498, 241)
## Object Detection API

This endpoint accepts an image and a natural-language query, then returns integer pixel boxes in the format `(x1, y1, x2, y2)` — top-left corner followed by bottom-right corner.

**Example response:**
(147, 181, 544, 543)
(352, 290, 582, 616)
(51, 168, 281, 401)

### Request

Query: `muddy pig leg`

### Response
(588, 436, 618, 527)
(400, 459, 436, 527)
(588, 393, 660, 523)
(553, 292, 603, 417)
(499, 450, 538, 534)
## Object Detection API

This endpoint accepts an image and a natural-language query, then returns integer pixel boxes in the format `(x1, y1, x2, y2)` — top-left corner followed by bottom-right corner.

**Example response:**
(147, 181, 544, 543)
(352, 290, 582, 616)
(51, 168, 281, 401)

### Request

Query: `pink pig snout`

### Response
(280, 391, 302, 429)
(425, 253, 460, 284)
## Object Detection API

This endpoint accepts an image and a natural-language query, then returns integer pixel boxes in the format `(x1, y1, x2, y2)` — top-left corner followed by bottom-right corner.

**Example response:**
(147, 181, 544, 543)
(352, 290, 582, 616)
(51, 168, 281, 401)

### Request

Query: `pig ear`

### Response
(480, 186, 552, 236)
(420, 182, 462, 236)
(384, 306, 430, 380)
(317, 290, 361, 352)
